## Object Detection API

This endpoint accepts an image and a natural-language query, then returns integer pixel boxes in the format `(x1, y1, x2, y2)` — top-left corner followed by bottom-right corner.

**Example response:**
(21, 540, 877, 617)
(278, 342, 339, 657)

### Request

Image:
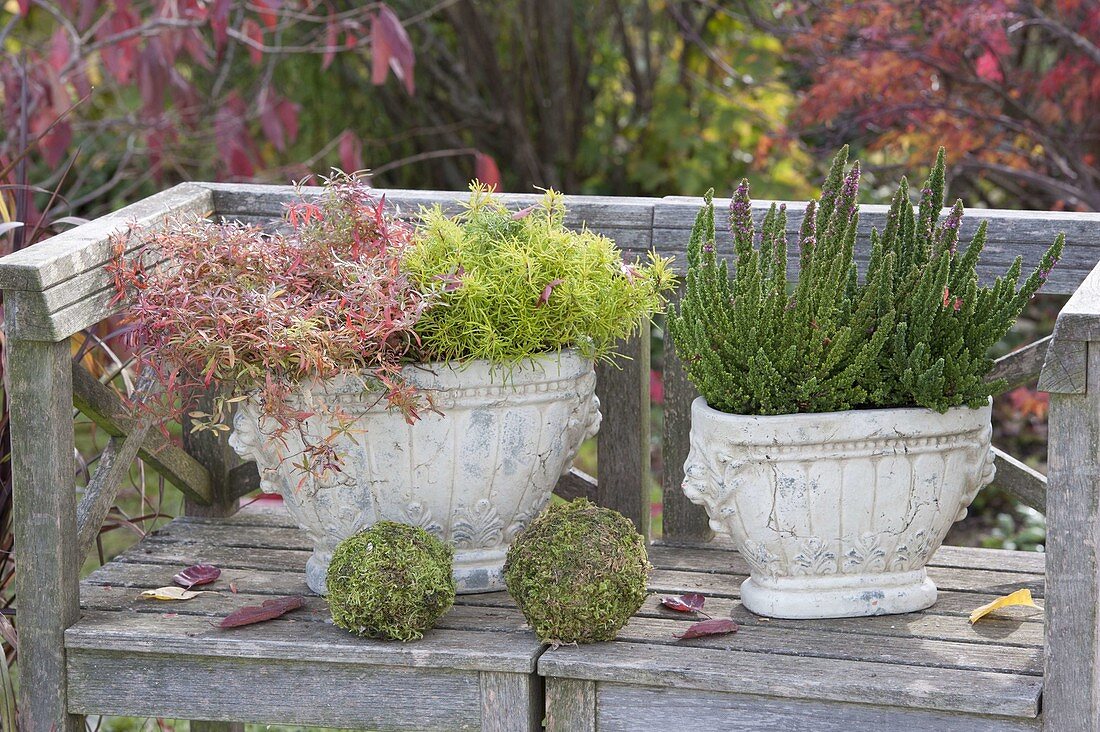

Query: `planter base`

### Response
(740, 569, 937, 619)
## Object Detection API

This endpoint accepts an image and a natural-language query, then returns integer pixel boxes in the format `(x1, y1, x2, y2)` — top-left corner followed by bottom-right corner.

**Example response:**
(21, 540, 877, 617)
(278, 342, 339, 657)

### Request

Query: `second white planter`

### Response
(229, 350, 600, 595)
(682, 397, 995, 618)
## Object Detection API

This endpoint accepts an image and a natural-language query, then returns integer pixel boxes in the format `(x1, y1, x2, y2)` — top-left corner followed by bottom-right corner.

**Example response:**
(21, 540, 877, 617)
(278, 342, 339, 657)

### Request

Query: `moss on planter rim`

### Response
(504, 498, 650, 644)
(326, 521, 455, 641)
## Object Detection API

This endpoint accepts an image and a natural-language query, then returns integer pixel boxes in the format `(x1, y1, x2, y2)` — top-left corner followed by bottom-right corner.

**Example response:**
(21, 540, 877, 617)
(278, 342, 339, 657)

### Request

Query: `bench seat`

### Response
(68, 504, 1046, 730)
(542, 540, 1045, 731)
(68, 505, 543, 730)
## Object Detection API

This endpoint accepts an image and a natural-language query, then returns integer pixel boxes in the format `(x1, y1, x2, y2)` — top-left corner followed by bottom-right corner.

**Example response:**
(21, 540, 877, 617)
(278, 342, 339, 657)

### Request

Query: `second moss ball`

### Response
(504, 498, 650, 644)
(326, 521, 455, 641)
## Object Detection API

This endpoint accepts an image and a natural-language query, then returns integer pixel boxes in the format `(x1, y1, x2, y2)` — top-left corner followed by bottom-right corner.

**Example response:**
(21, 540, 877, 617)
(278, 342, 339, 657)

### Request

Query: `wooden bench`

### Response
(0, 182, 1096, 731)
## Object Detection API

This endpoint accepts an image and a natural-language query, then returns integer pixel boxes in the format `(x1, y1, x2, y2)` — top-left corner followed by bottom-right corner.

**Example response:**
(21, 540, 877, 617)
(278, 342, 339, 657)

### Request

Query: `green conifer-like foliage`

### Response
(668, 147, 1065, 415)
(406, 184, 675, 366)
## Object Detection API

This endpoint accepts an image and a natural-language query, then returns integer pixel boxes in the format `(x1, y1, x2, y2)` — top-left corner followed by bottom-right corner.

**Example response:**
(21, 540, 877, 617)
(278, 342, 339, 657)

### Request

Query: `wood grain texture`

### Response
(653, 197, 1088, 295)
(67, 649, 484, 729)
(1043, 340, 1100, 731)
(661, 284, 711, 542)
(553, 467, 597, 502)
(988, 336, 1051, 393)
(66, 609, 541, 673)
(1039, 334, 1088, 394)
(182, 389, 242, 518)
(545, 678, 595, 732)
(991, 447, 1047, 513)
(190, 723, 243, 732)
(75, 369, 162, 558)
(539, 641, 1040, 718)
(8, 339, 82, 732)
(0, 183, 212, 291)
(71, 361, 212, 503)
(480, 671, 541, 732)
(595, 683, 1040, 732)
(595, 326, 651, 535)
(1040, 257, 1100, 340)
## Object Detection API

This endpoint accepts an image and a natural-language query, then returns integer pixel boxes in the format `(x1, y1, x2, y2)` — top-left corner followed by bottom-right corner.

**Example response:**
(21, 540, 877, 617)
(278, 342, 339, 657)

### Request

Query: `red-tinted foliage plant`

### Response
(110, 174, 432, 473)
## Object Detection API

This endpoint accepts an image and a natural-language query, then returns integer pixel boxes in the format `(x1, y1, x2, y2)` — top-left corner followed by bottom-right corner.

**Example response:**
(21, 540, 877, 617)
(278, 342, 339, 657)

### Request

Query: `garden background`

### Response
(1, 1, 1096, 728)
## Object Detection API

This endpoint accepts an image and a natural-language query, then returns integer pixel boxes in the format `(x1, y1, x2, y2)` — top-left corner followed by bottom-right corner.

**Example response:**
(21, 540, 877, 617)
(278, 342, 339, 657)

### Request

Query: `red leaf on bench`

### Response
(219, 596, 304, 629)
(660, 593, 706, 614)
(173, 563, 221, 589)
(676, 618, 737, 640)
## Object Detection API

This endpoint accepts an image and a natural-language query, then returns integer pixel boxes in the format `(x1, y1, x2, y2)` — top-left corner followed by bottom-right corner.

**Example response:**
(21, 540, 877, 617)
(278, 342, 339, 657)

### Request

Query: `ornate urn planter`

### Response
(229, 350, 600, 595)
(682, 397, 995, 619)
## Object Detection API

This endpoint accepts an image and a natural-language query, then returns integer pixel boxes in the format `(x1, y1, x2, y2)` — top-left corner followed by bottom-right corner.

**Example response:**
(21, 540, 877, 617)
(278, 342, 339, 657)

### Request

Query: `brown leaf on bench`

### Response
(173, 563, 221, 589)
(676, 618, 738, 640)
(219, 596, 305, 629)
(660, 593, 706, 614)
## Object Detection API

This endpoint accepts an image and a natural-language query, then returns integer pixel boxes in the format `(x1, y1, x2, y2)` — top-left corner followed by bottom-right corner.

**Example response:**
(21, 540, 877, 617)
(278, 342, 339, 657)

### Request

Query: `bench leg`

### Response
(1045, 341, 1100, 731)
(480, 671, 541, 731)
(545, 678, 595, 732)
(8, 339, 82, 731)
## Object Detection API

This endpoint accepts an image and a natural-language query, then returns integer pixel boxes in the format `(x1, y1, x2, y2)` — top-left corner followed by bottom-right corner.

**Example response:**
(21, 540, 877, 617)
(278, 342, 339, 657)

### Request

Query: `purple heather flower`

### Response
(730, 181, 753, 240)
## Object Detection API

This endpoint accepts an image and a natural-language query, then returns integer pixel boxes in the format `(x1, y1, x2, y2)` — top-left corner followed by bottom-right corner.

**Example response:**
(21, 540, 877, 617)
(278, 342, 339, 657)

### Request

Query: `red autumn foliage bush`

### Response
(110, 175, 431, 461)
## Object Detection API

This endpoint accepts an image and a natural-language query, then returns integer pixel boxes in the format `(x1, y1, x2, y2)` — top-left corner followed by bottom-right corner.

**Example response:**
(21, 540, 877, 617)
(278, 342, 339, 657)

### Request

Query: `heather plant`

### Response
(669, 147, 1065, 415)
(405, 184, 675, 366)
(111, 174, 431, 470)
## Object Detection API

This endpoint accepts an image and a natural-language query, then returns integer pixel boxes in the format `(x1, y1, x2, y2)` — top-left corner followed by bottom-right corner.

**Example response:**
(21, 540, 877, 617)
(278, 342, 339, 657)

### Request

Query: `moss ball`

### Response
(504, 498, 650, 644)
(327, 521, 455, 641)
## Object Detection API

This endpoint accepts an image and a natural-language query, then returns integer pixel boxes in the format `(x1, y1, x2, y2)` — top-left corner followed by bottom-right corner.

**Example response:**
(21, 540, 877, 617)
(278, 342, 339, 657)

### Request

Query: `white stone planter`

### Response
(229, 350, 600, 595)
(682, 397, 995, 618)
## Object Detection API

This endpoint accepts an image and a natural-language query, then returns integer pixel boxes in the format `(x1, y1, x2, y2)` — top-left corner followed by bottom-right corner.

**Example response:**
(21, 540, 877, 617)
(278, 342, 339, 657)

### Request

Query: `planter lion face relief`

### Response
(682, 398, 995, 618)
(229, 350, 601, 595)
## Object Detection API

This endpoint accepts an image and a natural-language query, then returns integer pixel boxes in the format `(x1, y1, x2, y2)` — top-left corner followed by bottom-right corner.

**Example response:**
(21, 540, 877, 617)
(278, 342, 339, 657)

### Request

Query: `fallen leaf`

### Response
(140, 586, 207, 601)
(219, 596, 304, 629)
(173, 563, 221, 589)
(660, 593, 706, 614)
(969, 588, 1040, 624)
(229, 582, 239, 594)
(537, 278, 564, 307)
(676, 618, 738, 640)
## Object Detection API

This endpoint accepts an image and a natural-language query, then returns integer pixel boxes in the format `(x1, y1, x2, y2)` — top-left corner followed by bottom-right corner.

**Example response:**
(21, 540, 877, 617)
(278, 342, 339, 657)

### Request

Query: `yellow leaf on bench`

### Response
(969, 588, 1039, 624)
(140, 586, 208, 601)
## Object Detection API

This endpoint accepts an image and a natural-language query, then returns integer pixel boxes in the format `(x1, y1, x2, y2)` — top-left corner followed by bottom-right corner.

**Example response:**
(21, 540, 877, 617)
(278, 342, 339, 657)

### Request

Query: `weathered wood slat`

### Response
(991, 447, 1047, 513)
(988, 336, 1051, 393)
(539, 641, 1041, 718)
(593, 683, 1040, 732)
(553, 467, 597, 501)
(66, 610, 541, 672)
(0, 183, 212, 292)
(206, 182, 656, 229)
(1043, 340, 1100, 731)
(76, 370, 161, 559)
(661, 284, 711, 543)
(81, 559, 1044, 648)
(8, 339, 82, 732)
(595, 327, 651, 534)
(480, 671, 541, 732)
(1038, 336, 1088, 394)
(71, 362, 212, 504)
(77, 565, 1042, 667)
(1039, 256, 1100, 341)
(182, 390, 243, 518)
(653, 197, 1088, 295)
(76, 434, 147, 560)
(546, 679, 596, 732)
(67, 648, 485, 729)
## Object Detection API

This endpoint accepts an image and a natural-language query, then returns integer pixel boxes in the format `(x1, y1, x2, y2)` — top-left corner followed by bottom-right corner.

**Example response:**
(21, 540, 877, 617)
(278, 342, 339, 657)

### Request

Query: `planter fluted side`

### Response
(682, 397, 995, 618)
(229, 350, 600, 595)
